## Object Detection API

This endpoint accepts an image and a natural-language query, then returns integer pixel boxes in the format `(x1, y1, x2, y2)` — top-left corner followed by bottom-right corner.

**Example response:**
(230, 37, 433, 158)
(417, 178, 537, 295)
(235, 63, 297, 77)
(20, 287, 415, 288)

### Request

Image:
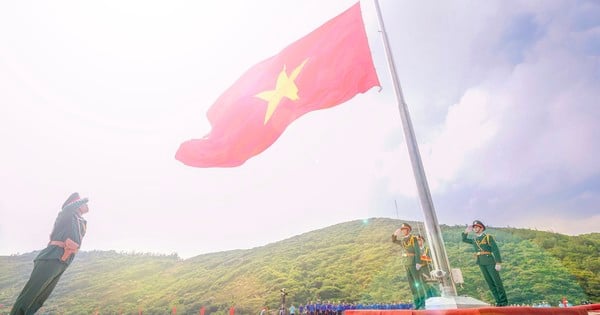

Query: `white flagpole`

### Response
(373, 0, 457, 297)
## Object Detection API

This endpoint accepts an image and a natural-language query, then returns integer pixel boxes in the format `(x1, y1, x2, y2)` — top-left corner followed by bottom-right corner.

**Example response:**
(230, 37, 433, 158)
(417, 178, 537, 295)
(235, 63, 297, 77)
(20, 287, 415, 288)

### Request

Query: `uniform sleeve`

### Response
(461, 232, 473, 244)
(70, 214, 83, 245)
(392, 234, 401, 244)
(49, 211, 71, 241)
(489, 235, 502, 263)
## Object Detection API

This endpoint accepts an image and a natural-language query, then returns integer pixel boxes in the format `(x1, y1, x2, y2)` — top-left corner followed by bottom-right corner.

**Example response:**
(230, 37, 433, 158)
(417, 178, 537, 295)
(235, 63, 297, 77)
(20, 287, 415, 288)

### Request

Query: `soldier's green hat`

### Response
(472, 220, 486, 231)
(400, 223, 412, 232)
(62, 192, 89, 212)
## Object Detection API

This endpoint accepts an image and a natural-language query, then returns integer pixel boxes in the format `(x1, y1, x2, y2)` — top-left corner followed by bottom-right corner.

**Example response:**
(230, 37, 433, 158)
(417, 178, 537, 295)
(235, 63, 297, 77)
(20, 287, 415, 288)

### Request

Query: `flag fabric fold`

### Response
(176, 2, 380, 167)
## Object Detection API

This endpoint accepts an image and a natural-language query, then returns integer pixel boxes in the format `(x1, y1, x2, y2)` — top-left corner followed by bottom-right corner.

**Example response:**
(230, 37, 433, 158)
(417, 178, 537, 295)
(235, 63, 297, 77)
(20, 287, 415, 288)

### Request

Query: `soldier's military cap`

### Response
(62, 192, 89, 212)
(472, 220, 486, 231)
(400, 223, 412, 232)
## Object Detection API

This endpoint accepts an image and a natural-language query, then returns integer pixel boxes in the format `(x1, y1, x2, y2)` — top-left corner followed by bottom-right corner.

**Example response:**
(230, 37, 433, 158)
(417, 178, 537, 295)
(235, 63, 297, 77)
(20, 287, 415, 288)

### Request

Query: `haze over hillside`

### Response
(0, 218, 597, 314)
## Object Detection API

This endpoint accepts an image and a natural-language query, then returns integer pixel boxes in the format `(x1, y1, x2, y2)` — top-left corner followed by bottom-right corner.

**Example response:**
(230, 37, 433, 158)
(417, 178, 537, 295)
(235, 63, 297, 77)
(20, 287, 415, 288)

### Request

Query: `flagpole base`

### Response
(425, 296, 490, 309)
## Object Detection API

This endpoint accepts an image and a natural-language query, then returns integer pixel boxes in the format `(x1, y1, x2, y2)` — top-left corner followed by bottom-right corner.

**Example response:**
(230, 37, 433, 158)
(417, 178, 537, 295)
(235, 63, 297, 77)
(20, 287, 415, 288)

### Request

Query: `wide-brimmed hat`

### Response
(62, 192, 89, 211)
(472, 220, 486, 231)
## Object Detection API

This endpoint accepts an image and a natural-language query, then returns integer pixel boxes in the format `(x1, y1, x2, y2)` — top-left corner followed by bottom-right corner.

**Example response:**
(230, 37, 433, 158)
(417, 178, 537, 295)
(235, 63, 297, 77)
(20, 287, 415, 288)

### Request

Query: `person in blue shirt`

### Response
(307, 302, 315, 315)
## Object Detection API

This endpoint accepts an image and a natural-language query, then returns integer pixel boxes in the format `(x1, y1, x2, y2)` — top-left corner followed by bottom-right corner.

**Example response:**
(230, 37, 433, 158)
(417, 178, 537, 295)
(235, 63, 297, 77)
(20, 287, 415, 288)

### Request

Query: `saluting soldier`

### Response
(10, 192, 89, 315)
(461, 220, 508, 306)
(392, 223, 426, 310)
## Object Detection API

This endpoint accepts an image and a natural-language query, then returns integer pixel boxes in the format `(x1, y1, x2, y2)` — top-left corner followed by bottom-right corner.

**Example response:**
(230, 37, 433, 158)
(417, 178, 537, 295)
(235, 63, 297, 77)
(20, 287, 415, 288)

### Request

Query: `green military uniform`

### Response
(417, 238, 439, 299)
(11, 193, 88, 315)
(392, 223, 426, 310)
(461, 220, 507, 306)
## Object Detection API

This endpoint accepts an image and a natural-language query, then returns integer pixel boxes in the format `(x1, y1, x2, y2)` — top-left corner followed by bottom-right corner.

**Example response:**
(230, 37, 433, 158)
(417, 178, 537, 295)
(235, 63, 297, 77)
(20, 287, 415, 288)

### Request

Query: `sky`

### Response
(0, 0, 599, 259)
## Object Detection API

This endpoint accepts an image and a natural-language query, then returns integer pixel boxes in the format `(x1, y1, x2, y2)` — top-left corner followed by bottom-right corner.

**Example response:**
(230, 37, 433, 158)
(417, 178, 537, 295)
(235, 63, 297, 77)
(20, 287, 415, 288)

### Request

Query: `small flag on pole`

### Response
(176, 2, 379, 167)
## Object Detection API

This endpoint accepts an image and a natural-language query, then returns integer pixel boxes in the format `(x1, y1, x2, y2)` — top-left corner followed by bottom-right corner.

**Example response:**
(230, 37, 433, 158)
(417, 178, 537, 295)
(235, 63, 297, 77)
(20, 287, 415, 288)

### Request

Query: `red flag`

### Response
(176, 2, 380, 167)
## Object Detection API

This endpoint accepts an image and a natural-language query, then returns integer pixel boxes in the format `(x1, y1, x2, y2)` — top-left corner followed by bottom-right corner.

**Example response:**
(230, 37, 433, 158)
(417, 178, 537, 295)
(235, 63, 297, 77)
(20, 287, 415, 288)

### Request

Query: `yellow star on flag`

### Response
(256, 59, 308, 124)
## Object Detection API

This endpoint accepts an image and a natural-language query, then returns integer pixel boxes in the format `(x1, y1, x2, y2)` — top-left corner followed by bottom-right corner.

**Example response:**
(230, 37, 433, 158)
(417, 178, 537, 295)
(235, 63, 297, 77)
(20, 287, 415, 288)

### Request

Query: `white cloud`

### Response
(372, 0, 600, 235)
(424, 89, 498, 190)
(1, 0, 598, 259)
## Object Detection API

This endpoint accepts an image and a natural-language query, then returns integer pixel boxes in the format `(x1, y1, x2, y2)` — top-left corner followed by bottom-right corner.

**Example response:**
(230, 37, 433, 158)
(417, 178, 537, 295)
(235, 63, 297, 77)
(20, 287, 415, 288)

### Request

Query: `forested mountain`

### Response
(0, 218, 597, 314)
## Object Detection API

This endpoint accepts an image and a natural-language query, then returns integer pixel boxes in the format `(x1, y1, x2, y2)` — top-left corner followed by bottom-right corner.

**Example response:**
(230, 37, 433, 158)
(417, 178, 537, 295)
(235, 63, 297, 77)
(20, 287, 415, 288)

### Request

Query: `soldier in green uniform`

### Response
(461, 220, 508, 306)
(392, 223, 426, 310)
(10, 192, 89, 315)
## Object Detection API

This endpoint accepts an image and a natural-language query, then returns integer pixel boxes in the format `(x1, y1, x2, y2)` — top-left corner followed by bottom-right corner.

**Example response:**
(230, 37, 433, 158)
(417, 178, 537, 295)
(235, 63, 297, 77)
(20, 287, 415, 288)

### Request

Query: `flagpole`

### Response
(372, 0, 457, 297)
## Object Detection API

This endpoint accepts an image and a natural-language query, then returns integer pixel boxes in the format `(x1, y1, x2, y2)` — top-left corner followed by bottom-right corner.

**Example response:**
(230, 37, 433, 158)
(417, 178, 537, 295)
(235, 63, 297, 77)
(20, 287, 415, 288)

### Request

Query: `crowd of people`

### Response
(265, 301, 415, 315)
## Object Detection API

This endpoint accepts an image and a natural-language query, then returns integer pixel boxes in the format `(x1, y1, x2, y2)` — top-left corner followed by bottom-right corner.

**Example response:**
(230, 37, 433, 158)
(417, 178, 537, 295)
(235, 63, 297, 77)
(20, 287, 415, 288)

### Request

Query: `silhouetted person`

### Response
(10, 193, 89, 315)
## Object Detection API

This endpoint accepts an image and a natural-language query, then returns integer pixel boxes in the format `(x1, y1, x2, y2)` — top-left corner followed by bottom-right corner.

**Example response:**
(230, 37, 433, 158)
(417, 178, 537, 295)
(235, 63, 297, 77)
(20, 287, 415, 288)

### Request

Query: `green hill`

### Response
(0, 218, 598, 314)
